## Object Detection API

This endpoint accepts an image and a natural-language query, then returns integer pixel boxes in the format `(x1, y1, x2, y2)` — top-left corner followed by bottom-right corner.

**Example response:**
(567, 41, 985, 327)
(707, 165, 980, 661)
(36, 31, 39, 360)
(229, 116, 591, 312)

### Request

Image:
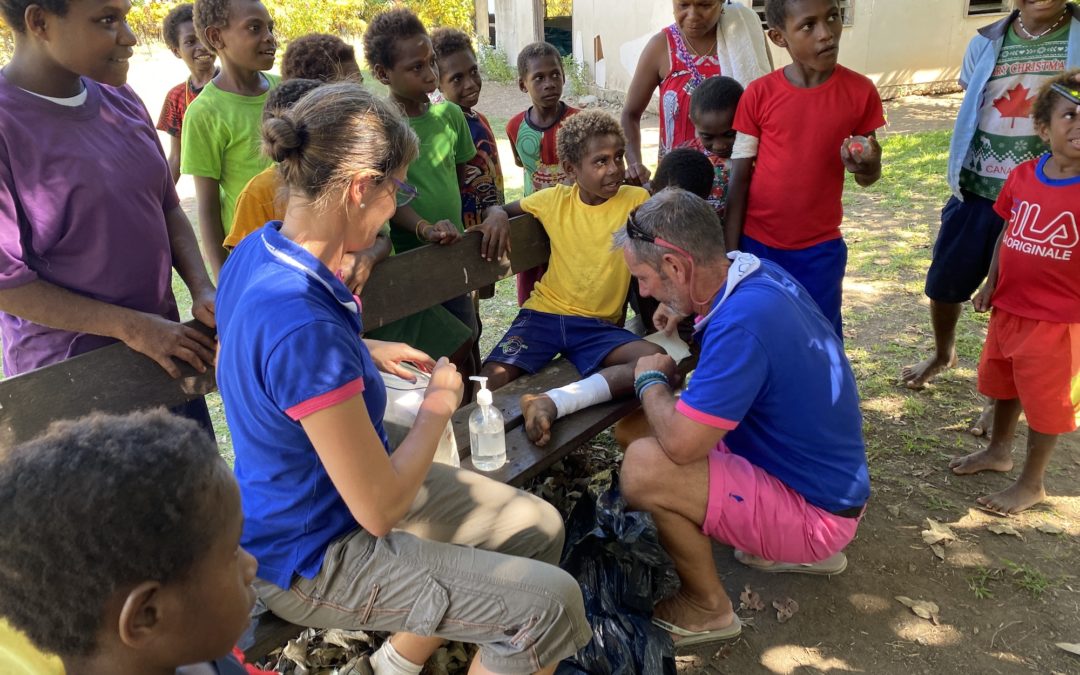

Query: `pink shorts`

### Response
(703, 443, 861, 564)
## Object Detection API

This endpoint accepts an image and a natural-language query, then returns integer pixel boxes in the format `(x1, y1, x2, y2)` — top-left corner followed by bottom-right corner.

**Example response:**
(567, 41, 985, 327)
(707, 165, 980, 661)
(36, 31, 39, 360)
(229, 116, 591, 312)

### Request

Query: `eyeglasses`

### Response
(391, 177, 419, 207)
(625, 211, 694, 261)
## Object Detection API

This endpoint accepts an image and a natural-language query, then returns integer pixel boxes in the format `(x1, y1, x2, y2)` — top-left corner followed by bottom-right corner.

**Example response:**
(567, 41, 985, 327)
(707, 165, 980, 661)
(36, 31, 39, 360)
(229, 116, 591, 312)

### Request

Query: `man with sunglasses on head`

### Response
(614, 188, 869, 649)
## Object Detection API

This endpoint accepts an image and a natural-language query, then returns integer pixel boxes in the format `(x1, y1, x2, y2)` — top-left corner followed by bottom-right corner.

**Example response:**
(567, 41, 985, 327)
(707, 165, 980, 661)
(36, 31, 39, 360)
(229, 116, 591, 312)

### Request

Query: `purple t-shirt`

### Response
(0, 74, 180, 376)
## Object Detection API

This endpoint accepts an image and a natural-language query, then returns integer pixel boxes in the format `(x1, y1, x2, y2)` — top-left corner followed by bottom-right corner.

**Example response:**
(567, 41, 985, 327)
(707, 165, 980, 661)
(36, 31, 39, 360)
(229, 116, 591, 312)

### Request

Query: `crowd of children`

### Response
(2, 0, 1079, 670)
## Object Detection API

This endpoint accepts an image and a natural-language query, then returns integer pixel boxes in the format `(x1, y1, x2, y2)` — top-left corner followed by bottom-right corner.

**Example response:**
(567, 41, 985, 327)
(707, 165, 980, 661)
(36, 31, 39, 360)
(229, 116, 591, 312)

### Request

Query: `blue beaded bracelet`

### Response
(634, 369, 669, 392)
(636, 378, 670, 399)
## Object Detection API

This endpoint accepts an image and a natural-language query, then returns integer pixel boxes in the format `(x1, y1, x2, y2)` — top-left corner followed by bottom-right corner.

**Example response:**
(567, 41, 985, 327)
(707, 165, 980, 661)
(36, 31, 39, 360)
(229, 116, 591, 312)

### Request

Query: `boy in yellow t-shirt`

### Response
(481, 111, 665, 446)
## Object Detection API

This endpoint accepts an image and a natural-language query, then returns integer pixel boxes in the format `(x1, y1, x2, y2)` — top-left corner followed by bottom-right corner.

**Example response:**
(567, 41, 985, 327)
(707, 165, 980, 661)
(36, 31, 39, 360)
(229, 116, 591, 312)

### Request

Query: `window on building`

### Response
(751, 0, 854, 28)
(966, 0, 1010, 15)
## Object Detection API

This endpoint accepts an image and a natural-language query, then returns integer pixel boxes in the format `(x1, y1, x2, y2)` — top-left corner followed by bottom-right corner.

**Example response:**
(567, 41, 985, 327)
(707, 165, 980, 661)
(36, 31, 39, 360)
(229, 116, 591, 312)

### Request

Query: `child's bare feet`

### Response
(901, 350, 958, 389)
(977, 481, 1046, 515)
(969, 398, 994, 437)
(949, 446, 1013, 475)
(521, 393, 557, 446)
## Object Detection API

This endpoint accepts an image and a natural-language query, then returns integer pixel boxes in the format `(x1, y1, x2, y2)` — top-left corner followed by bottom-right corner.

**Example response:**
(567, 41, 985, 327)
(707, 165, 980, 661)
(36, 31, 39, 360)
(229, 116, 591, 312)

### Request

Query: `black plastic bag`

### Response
(556, 479, 678, 675)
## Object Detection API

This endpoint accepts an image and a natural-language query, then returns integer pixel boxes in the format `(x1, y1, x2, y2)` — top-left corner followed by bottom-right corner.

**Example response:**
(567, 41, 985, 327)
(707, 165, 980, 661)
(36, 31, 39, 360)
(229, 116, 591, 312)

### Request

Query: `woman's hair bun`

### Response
(262, 115, 308, 163)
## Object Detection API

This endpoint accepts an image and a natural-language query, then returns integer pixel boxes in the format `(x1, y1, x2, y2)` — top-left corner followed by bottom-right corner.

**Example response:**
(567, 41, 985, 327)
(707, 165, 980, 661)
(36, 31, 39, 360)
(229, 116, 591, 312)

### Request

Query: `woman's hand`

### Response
(422, 357, 464, 417)
(364, 339, 436, 380)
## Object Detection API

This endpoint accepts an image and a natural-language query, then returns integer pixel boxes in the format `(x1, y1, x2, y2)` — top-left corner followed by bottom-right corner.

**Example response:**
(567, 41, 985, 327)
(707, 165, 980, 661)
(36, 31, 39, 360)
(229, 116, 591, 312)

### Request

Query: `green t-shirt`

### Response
(959, 23, 1069, 200)
(180, 73, 280, 235)
(391, 102, 478, 253)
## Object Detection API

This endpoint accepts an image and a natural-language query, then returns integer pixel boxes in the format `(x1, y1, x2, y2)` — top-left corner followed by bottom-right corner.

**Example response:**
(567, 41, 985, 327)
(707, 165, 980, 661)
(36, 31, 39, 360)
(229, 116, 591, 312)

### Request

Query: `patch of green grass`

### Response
(968, 566, 1000, 599)
(1003, 559, 1054, 599)
(925, 494, 958, 513)
(847, 130, 952, 210)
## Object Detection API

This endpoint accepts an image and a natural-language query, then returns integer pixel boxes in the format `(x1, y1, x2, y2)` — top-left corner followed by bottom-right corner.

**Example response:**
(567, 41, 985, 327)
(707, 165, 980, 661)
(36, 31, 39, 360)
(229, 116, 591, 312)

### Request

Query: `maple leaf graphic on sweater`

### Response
(993, 83, 1036, 128)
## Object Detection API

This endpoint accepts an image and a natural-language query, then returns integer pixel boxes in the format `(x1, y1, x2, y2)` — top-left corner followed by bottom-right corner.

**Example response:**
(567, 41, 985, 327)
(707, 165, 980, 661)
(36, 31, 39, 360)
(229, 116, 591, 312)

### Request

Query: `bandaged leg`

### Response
(521, 373, 612, 447)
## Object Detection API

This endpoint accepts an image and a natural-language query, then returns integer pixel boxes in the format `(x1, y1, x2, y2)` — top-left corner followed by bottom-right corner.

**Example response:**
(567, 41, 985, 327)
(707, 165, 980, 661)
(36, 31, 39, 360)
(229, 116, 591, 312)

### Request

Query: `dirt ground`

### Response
(125, 56, 1079, 675)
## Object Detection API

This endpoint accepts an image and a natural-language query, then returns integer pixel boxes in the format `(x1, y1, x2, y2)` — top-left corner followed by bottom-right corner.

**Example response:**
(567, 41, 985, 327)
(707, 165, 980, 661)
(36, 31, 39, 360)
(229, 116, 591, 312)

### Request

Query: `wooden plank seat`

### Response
(0, 214, 691, 664)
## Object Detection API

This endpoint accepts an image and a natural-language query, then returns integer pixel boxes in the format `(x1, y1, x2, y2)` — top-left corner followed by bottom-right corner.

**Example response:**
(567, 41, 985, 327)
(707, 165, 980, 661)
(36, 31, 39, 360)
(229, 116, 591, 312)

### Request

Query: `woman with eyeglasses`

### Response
(214, 83, 590, 675)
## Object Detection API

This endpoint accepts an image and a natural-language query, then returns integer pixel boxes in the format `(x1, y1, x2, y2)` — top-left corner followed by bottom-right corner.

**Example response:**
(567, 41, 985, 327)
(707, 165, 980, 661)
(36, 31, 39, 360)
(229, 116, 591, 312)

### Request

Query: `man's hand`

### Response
(421, 220, 462, 246)
(466, 207, 511, 261)
(365, 339, 436, 381)
(652, 303, 685, 337)
(634, 352, 678, 385)
(121, 313, 217, 378)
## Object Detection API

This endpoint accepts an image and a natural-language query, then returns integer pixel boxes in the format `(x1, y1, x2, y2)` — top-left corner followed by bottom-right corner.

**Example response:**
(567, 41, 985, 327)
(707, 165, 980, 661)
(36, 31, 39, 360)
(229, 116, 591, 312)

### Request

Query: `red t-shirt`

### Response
(156, 79, 206, 138)
(992, 156, 1080, 323)
(734, 66, 885, 250)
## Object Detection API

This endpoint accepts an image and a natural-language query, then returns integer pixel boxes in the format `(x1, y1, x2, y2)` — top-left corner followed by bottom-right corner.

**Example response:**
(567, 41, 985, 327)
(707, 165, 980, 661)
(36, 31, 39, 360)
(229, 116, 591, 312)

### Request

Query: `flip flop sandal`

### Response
(651, 615, 742, 647)
(734, 550, 848, 576)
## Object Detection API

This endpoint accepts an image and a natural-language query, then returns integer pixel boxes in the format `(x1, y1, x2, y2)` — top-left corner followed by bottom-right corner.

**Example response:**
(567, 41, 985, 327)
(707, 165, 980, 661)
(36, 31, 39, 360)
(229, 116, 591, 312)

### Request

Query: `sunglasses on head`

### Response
(625, 211, 694, 260)
(1050, 82, 1080, 106)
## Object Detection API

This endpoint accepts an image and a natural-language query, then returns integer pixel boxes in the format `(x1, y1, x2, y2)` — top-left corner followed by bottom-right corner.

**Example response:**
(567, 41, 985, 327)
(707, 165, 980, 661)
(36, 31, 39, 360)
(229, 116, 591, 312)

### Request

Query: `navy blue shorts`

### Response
(484, 309, 641, 376)
(740, 235, 847, 338)
(924, 191, 1005, 304)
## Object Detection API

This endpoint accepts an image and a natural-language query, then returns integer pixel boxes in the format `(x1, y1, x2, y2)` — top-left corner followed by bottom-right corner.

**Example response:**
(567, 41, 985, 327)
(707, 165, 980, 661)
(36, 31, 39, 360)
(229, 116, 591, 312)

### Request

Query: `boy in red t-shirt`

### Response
(157, 3, 217, 184)
(948, 72, 1080, 515)
(725, 0, 884, 337)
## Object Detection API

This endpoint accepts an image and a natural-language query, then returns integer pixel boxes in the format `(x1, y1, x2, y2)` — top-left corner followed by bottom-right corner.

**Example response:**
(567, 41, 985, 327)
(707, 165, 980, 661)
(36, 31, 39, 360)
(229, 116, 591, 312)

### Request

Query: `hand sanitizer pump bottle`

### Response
(468, 376, 506, 471)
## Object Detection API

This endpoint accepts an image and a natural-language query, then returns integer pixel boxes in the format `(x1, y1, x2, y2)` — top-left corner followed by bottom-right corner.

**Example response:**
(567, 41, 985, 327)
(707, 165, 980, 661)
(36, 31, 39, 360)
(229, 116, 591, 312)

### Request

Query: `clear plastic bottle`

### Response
(468, 376, 506, 472)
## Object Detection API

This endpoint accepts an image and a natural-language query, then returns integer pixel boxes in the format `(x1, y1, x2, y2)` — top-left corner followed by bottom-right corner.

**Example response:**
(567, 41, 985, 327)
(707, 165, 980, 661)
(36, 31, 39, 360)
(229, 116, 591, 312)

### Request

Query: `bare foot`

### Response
(653, 591, 736, 641)
(977, 481, 1046, 515)
(901, 350, 958, 389)
(969, 399, 994, 437)
(520, 393, 557, 446)
(949, 447, 1013, 475)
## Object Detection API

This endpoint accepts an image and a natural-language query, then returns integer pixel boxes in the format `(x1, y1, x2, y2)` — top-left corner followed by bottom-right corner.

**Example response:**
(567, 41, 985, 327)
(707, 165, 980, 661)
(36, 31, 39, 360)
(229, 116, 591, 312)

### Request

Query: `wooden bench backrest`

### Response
(0, 216, 550, 448)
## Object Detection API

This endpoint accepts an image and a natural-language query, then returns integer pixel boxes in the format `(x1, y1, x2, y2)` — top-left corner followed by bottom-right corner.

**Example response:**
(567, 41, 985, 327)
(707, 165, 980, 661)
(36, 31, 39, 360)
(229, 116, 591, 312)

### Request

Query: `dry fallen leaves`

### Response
(988, 522, 1022, 538)
(930, 544, 945, 561)
(896, 595, 941, 625)
(773, 598, 799, 623)
(1057, 642, 1080, 656)
(1037, 523, 1065, 535)
(921, 518, 956, 546)
(739, 584, 765, 611)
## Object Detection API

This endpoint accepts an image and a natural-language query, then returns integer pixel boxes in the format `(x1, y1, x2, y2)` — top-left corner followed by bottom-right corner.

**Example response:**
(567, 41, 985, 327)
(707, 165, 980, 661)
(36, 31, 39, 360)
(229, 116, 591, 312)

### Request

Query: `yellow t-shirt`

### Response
(224, 165, 284, 249)
(0, 619, 64, 675)
(521, 184, 649, 324)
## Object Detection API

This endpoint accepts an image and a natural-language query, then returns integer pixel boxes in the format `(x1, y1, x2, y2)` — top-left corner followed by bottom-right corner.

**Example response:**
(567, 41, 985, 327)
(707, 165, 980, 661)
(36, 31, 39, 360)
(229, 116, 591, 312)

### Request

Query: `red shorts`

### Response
(978, 308, 1080, 435)
(702, 443, 860, 564)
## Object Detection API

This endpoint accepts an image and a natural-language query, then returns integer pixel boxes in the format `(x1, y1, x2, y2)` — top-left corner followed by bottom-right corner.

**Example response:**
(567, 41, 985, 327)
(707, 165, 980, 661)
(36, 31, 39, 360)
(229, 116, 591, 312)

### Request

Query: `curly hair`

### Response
(0, 410, 225, 657)
(516, 41, 561, 79)
(0, 0, 69, 32)
(363, 7, 427, 70)
(162, 3, 195, 51)
(193, 0, 232, 54)
(282, 33, 358, 82)
(653, 147, 715, 199)
(264, 78, 322, 120)
(764, 0, 839, 30)
(431, 27, 473, 61)
(690, 75, 744, 118)
(263, 82, 419, 213)
(556, 109, 625, 168)
(1032, 69, 1080, 130)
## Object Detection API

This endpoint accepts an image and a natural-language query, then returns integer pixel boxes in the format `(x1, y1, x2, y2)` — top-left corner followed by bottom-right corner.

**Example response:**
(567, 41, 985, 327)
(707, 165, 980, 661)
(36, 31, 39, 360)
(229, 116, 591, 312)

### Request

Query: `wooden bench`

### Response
(0, 214, 687, 662)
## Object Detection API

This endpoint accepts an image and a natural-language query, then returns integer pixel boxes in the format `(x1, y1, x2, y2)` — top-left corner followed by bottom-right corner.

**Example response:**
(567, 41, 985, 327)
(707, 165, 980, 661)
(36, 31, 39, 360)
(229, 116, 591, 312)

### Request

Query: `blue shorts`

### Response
(740, 235, 847, 338)
(484, 309, 641, 376)
(924, 191, 1005, 304)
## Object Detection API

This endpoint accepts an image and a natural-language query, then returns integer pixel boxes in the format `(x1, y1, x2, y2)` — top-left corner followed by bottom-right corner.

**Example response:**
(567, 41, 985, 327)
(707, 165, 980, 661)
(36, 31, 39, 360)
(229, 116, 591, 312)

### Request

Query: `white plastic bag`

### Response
(381, 366, 460, 467)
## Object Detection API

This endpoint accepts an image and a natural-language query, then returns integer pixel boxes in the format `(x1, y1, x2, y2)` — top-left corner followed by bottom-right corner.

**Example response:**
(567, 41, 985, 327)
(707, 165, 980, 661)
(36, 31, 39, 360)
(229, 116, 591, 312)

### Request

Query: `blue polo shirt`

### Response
(676, 259, 869, 513)
(216, 222, 389, 589)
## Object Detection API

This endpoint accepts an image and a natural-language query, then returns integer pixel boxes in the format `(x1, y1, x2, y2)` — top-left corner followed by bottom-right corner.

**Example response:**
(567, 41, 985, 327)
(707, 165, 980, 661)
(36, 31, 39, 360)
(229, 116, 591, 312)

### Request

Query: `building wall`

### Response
(494, 0, 544, 70)
(567, 0, 1013, 101)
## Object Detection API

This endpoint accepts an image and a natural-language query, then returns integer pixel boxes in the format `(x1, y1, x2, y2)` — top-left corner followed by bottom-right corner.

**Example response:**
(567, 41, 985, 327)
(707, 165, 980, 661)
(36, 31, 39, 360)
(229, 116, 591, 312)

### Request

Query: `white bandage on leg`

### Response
(544, 373, 612, 419)
(731, 132, 760, 160)
(371, 640, 423, 675)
